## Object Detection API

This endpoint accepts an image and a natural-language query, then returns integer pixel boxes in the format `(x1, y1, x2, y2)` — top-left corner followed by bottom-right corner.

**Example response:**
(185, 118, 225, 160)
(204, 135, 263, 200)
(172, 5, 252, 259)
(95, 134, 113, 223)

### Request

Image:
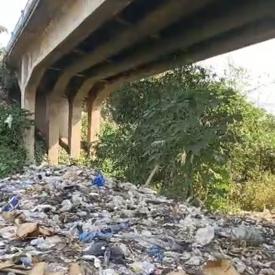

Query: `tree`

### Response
(94, 65, 275, 211)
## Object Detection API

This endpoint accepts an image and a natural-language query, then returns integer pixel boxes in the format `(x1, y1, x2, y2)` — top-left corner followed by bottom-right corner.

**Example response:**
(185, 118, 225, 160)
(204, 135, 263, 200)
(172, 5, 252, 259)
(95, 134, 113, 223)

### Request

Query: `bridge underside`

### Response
(6, 0, 275, 164)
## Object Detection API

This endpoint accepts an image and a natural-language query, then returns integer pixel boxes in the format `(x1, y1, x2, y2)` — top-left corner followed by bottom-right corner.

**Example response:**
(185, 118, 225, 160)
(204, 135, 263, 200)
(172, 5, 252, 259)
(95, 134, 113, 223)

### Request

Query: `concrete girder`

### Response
(85, 18, 275, 147)
(18, 0, 133, 90)
(74, 0, 275, 104)
(50, 0, 212, 101)
(106, 19, 275, 91)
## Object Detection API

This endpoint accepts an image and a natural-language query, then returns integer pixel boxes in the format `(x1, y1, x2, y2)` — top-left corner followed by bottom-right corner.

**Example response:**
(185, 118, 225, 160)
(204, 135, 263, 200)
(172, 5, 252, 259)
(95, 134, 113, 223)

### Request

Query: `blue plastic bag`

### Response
(2, 195, 20, 212)
(92, 171, 105, 187)
(79, 222, 130, 243)
(148, 245, 164, 262)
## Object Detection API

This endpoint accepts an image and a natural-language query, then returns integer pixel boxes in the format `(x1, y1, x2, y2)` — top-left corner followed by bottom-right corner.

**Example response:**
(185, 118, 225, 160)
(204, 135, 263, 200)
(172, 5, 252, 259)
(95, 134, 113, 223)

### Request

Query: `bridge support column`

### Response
(21, 86, 36, 162)
(59, 97, 69, 143)
(87, 96, 102, 145)
(47, 96, 62, 165)
(68, 99, 82, 159)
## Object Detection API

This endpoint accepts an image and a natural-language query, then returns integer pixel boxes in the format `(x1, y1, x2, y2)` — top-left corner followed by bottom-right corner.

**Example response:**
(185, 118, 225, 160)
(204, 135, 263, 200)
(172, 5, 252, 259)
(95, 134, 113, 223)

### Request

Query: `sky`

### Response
(0, 0, 274, 114)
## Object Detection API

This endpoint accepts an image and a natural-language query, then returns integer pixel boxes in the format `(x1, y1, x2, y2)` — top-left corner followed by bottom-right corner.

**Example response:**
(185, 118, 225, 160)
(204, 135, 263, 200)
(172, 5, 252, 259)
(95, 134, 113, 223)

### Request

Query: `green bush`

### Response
(0, 49, 20, 102)
(231, 173, 275, 211)
(92, 65, 275, 211)
(0, 105, 32, 177)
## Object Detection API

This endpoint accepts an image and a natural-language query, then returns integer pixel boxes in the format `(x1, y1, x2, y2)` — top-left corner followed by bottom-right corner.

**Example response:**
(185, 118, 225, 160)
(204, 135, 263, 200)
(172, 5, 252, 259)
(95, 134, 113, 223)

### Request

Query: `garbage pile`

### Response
(0, 165, 274, 275)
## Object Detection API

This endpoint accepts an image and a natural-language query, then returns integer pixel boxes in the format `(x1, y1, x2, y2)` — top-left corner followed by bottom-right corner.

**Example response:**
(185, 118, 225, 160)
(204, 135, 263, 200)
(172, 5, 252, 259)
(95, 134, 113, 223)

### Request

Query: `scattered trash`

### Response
(2, 195, 20, 212)
(29, 262, 47, 275)
(16, 222, 54, 239)
(131, 261, 155, 274)
(202, 259, 240, 275)
(69, 262, 82, 275)
(85, 240, 108, 256)
(79, 230, 112, 242)
(16, 222, 38, 239)
(92, 171, 105, 187)
(60, 199, 73, 212)
(185, 256, 202, 266)
(20, 255, 32, 268)
(0, 165, 273, 274)
(148, 245, 164, 262)
(4, 114, 13, 129)
(109, 246, 125, 264)
(79, 222, 129, 243)
(231, 225, 264, 245)
(195, 226, 215, 246)
(1, 210, 26, 224)
(167, 271, 187, 275)
(233, 258, 246, 273)
(0, 260, 15, 270)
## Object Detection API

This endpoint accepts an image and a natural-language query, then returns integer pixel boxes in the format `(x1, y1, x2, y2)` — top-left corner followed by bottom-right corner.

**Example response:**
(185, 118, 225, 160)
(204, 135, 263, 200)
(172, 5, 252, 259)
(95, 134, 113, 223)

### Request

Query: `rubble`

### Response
(0, 165, 274, 274)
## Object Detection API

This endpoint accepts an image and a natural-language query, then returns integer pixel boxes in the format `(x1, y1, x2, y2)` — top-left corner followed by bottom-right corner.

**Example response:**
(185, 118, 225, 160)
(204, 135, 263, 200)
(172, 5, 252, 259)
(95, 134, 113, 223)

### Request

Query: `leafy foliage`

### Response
(0, 48, 20, 102)
(94, 65, 275, 211)
(231, 174, 275, 211)
(0, 105, 32, 177)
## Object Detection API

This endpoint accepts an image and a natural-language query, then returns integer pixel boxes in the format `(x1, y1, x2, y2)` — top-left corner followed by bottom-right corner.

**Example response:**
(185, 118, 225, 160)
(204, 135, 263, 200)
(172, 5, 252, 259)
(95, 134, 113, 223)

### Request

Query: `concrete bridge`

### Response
(5, 0, 275, 164)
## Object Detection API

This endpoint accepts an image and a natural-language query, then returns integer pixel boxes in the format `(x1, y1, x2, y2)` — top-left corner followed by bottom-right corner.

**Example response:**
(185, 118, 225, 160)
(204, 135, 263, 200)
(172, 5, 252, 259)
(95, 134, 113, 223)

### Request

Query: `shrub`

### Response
(93, 65, 275, 211)
(0, 49, 20, 102)
(231, 174, 275, 211)
(0, 105, 32, 177)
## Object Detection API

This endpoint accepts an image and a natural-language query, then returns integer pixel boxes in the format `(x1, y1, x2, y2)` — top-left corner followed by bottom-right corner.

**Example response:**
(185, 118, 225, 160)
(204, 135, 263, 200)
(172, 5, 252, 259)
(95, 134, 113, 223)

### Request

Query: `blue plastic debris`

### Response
(92, 171, 105, 187)
(148, 245, 164, 262)
(79, 222, 130, 243)
(2, 195, 20, 212)
(79, 230, 113, 242)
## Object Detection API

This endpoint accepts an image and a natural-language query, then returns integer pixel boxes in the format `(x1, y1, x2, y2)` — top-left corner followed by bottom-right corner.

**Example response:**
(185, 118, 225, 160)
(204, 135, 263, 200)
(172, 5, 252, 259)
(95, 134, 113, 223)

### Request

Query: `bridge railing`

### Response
(6, 0, 39, 54)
